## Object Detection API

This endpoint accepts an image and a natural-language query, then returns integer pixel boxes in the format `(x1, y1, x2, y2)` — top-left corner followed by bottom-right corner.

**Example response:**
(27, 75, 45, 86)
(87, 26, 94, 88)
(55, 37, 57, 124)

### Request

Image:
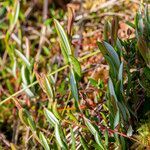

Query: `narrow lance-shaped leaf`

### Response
(113, 110, 120, 129)
(55, 124, 67, 150)
(54, 19, 72, 63)
(15, 49, 31, 67)
(39, 132, 50, 150)
(69, 55, 82, 77)
(108, 78, 118, 102)
(18, 109, 41, 144)
(103, 41, 120, 69)
(104, 130, 108, 148)
(70, 126, 76, 150)
(24, 109, 36, 132)
(18, 108, 36, 131)
(70, 68, 79, 108)
(44, 108, 59, 126)
(84, 117, 105, 150)
(98, 41, 120, 74)
(21, 65, 30, 85)
(79, 135, 89, 150)
(52, 101, 62, 120)
(116, 38, 123, 57)
(118, 62, 123, 91)
(10, 0, 20, 31)
(97, 41, 107, 56)
(19, 108, 28, 127)
(95, 132, 105, 150)
(84, 117, 96, 135)
(44, 75, 54, 100)
(22, 83, 34, 97)
(13, 1, 20, 25)
(21, 65, 34, 97)
(137, 11, 143, 34)
(105, 55, 118, 79)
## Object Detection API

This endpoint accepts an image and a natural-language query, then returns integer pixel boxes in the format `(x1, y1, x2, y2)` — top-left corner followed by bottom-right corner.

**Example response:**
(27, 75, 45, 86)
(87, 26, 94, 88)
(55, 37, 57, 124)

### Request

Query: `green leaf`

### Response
(21, 65, 34, 97)
(54, 19, 72, 63)
(108, 78, 118, 102)
(12, 1, 20, 26)
(19, 108, 36, 131)
(70, 126, 76, 150)
(52, 101, 62, 120)
(117, 102, 127, 121)
(79, 135, 89, 150)
(98, 41, 120, 74)
(15, 49, 31, 67)
(22, 83, 34, 97)
(84, 117, 105, 150)
(44, 108, 59, 126)
(70, 55, 82, 77)
(44, 75, 54, 100)
(95, 132, 105, 150)
(118, 62, 123, 92)
(70, 68, 79, 107)
(24, 109, 36, 132)
(55, 124, 67, 150)
(103, 41, 120, 69)
(10, 1, 20, 31)
(116, 38, 123, 57)
(137, 11, 143, 34)
(21, 65, 30, 85)
(104, 130, 108, 148)
(97, 42, 107, 56)
(105, 55, 117, 79)
(113, 110, 120, 129)
(84, 117, 96, 135)
(39, 132, 50, 150)
(118, 62, 123, 81)
(19, 108, 28, 127)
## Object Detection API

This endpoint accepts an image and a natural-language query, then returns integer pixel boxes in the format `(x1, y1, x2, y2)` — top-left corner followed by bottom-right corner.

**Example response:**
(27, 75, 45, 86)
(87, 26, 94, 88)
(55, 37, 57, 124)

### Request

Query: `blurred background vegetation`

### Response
(0, 0, 150, 149)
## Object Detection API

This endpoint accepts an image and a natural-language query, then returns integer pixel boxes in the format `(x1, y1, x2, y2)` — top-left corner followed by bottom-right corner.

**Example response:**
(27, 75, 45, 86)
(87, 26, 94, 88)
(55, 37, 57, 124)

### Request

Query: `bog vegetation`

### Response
(0, 0, 150, 149)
